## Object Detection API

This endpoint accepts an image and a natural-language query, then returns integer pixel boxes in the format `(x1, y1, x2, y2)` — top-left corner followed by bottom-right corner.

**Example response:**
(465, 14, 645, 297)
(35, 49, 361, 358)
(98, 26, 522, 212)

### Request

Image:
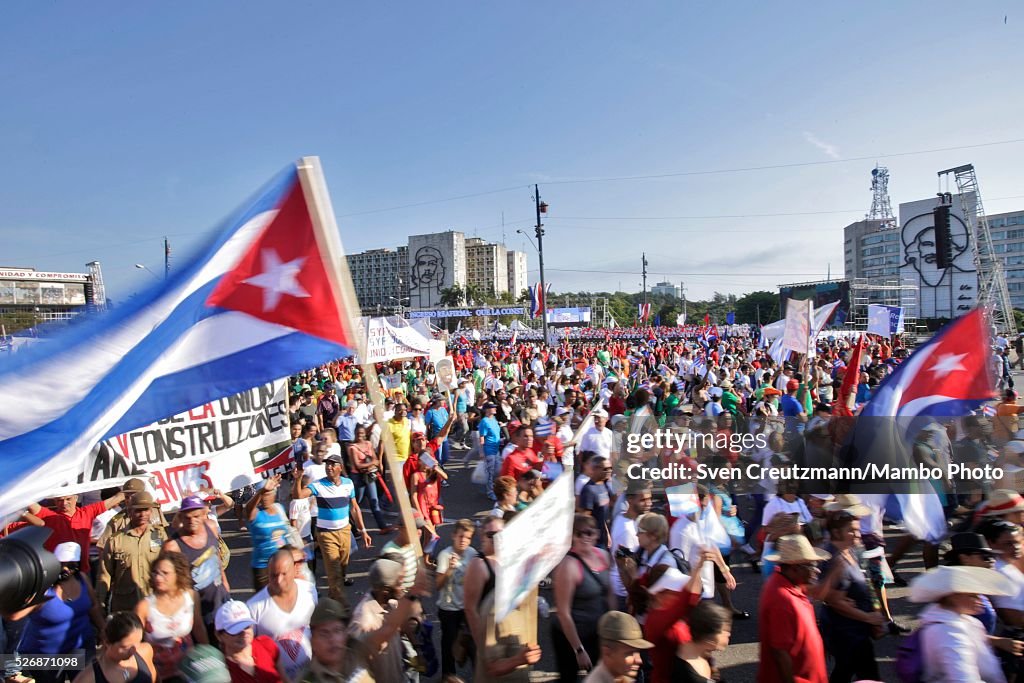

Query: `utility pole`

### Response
(641, 253, 648, 306)
(164, 238, 171, 280)
(534, 184, 549, 344)
(680, 281, 687, 324)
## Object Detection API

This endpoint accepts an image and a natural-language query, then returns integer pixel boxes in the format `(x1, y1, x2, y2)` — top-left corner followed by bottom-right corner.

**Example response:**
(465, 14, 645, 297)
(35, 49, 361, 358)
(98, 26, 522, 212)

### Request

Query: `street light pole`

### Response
(534, 184, 549, 345)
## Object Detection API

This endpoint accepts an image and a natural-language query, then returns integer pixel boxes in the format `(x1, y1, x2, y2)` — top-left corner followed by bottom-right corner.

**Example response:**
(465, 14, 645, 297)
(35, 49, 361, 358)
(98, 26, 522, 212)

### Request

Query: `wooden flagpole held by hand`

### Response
(297, 156, 422, 558)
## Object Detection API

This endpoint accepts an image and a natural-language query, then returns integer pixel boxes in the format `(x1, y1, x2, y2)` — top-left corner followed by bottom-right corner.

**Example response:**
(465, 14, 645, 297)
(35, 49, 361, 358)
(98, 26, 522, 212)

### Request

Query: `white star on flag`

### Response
(929, 352, 968, 376)
(243, 249, 310, 311)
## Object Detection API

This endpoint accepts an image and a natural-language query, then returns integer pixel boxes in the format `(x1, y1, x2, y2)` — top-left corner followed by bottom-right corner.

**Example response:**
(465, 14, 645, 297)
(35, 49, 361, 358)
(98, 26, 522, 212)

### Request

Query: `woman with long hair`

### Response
(551, 514, 613, 681)
(135, 551, 208, 682)
(347, 423, 391, 533)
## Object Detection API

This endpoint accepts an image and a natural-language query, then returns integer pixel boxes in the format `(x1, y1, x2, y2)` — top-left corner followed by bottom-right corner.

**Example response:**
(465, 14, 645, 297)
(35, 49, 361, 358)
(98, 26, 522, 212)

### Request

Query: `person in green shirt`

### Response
(596, 348, 611, 368)
(719, 380, 744, 417)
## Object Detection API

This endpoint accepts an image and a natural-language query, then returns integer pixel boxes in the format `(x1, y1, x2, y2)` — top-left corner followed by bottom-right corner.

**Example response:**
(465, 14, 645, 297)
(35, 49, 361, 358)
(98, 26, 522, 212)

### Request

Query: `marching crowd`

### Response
(5, 329, 1024, 683)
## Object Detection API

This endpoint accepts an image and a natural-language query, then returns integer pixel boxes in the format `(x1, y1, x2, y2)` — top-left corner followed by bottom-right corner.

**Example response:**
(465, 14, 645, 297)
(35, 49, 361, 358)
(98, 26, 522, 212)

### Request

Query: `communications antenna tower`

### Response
(86, 261, 108, 312)
(937, 164, 1016, 334)
(866, 166, 896, 228)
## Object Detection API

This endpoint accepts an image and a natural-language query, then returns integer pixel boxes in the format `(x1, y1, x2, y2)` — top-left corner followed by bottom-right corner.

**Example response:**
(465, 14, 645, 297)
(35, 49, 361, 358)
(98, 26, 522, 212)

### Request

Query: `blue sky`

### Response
(3, 2, 1022, 301)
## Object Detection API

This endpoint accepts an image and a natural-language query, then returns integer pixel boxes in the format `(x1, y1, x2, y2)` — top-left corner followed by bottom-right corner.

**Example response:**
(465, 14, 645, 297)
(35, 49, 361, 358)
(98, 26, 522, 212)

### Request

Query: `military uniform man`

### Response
(95, 491, 167, 614)
(97, 478, 169, 547)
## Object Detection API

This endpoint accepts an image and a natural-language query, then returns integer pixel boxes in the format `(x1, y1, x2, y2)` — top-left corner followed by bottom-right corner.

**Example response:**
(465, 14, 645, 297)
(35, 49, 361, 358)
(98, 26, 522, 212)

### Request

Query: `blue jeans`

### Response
(352, 472, 387, 528)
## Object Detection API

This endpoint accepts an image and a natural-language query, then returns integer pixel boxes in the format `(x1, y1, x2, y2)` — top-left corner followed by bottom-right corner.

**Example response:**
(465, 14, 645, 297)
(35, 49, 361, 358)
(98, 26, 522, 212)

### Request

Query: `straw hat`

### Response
(980, 489, 1024, 517)
(763, 534, 831, 564)
(909, 565, 1016, 603)
(823, 494, 871, 517)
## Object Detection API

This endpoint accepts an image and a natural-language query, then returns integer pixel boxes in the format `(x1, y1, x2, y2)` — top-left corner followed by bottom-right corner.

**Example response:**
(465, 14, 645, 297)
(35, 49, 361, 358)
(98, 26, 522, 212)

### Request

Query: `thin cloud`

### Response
(803, 131, 841, 160)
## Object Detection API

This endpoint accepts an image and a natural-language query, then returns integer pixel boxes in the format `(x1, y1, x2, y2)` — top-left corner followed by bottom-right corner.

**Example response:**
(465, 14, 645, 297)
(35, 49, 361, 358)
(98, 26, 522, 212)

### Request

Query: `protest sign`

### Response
(434, 356, 458, 390)
(358, 316, 434, 363)
(781, 298, 813, 356)
(51, 380, 292, 509)
(494, 472, 574, 623)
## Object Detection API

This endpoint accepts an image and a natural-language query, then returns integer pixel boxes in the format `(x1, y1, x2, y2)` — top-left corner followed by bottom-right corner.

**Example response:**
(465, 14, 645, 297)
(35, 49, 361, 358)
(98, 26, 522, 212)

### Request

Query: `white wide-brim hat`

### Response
(909, 565, 1015, 603)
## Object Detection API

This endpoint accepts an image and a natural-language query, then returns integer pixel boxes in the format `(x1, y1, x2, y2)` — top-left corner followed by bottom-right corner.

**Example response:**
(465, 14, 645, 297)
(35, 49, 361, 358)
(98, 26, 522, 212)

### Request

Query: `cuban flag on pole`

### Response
(529, 282, 550, 319)
(0, 158, 357, 518)
(848, 308, 993, 542)
(637, 302, 651, 323)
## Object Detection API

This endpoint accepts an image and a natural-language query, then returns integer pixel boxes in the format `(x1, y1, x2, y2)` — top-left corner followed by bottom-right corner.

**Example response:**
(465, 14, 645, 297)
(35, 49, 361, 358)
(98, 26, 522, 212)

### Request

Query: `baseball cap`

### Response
(54, 542, 82, 563)
(596, 611, 654, 649)
(179, 645, 231, 683)
(214, 600, 255, 635)
(309, 597, 351, 627)
(179, 495, 207, 512)
(324, 453, 344, 465)
(786, 379, 800, 392)
(368, 558, 404, 589)
(590, 408, 609, 418)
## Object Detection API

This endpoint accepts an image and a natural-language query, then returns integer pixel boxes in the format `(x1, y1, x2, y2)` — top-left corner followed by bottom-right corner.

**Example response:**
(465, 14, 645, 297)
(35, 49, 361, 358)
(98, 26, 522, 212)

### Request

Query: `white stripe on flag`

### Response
(0, 211, 275, 441)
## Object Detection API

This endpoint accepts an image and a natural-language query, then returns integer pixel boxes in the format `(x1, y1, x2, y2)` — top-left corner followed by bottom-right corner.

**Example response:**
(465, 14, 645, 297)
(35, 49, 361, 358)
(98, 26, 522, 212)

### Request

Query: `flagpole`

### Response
(297, 157, 422, 558)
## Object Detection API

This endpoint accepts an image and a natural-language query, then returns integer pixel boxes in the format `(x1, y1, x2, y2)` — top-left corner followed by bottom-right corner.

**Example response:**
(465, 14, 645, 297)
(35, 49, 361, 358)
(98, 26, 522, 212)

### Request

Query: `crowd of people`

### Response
(4, 327, 1024, 682)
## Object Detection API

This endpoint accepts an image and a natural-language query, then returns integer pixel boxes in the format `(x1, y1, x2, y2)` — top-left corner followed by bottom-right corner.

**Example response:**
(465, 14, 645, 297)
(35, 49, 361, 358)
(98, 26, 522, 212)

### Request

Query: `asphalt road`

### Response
(217, 443, 940, 683)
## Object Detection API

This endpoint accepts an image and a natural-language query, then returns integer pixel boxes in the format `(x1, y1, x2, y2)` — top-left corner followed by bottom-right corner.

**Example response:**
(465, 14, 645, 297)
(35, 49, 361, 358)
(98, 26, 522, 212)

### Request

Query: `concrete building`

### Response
(650, 281, 681, 298)
(0, 266, 100, 332)
(465, 237, 508, 297)
(408, 231, 467, 309)
(345, 247, 409, 314)
(507, 250, 527, 299)
(987, 208, 1024, 310)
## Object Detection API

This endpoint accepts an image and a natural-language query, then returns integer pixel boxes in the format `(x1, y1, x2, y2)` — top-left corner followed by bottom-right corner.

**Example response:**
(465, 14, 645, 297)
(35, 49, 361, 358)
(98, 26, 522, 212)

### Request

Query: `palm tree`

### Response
(439, 285, 465, 307)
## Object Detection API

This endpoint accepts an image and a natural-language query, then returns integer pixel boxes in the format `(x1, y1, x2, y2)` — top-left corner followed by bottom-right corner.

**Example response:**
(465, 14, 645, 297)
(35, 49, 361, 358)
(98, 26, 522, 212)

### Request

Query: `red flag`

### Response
(703, 313, 710, 325)
(834, 335, 865, 417)
(207, 177, 351, 346)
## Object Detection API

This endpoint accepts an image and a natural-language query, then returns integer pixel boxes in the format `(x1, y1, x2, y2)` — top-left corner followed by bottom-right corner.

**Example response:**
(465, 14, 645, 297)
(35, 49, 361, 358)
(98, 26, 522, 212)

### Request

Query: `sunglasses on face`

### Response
(575, 529, 598, 538)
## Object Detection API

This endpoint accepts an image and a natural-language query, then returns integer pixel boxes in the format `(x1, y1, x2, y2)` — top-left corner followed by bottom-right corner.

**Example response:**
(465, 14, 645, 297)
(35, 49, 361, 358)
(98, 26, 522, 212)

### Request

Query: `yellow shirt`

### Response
(387, 417, 411, 462)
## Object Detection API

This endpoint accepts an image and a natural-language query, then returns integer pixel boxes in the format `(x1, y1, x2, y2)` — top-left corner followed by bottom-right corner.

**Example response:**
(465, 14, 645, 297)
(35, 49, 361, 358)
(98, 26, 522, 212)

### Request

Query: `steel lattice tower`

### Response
(867, 166, 896, 228)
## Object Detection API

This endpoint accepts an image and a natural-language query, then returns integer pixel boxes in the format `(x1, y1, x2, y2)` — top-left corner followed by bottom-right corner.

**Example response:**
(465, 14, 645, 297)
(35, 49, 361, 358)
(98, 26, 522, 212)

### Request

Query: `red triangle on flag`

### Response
(206, 177, 352, 347)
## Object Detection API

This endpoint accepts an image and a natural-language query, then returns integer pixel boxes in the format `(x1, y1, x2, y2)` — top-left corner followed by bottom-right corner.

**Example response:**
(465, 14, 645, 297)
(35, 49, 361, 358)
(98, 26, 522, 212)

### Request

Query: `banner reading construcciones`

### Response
(52, 379, 292, 509)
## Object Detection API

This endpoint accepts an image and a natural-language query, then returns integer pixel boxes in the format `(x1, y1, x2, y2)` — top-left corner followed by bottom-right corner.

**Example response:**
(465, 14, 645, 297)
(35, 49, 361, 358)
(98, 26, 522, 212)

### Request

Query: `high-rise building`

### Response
(650, 281, 681, 298)
(987, 208, 1024, 310)
(465, 237, 508, 297)
(507, 250, 527, 300)
(345, 246, 408, 314)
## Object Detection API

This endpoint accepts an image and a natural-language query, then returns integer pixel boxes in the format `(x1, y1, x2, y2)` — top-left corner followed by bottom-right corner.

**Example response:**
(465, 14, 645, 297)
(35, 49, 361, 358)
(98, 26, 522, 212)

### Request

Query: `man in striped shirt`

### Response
(293, 454, 373, 605)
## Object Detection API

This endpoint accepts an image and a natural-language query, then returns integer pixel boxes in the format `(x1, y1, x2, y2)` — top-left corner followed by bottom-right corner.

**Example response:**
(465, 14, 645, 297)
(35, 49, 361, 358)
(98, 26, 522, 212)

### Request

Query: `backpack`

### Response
(894, 625, 928, 683)
(669, 547, 692, 575)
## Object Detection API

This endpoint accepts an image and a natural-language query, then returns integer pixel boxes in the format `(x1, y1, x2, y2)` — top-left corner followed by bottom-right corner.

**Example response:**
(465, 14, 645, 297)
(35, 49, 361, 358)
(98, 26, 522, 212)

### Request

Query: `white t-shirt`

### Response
(247, 580, 318, 681)
(609, 515, 639, 597)
(557, 423, 576, 468)
(761, 496, 812, 527)
(289, 498, 312, 538)
(993, 560, 1024, 611)
(668, 516, 714, 599)
(579, 426, 613, 459)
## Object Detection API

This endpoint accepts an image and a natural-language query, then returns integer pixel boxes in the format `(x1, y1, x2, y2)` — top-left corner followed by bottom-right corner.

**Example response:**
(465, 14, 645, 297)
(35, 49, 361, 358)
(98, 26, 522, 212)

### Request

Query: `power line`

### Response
(532, 267, 830, 277)
(327, 135, 1024, 219)
(542, 138, 1024, 185)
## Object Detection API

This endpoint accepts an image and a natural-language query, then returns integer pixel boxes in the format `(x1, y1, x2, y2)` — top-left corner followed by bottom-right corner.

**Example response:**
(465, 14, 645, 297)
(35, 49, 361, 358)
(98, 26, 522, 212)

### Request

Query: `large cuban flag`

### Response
(850, 308, 993, 541)
(0, 159, 355, 518)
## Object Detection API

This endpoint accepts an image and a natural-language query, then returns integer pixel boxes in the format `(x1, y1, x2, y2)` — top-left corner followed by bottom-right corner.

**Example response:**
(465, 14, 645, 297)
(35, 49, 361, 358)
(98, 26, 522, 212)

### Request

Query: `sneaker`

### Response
(740, 543, 756, 556)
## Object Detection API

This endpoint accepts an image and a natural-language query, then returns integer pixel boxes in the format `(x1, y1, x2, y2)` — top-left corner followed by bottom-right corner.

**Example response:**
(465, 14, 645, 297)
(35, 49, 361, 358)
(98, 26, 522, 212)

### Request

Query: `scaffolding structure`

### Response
(849, 277, 922, 337)
(937, 164, 1017, 334)
(85, 261, 108, 312)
